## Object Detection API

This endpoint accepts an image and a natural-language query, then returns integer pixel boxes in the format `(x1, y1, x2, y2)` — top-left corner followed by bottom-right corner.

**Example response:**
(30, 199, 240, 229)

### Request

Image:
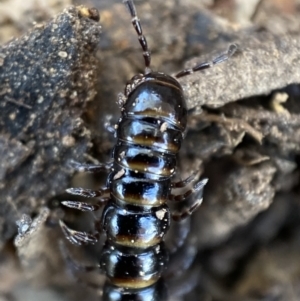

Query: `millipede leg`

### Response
(166, 218, 191, 253)
(66, 187, 110, 198)
(164, 237, 197, 279)
(59, 240, 101, 273)
(59, 240, 103, 293)
(59, 220, 99, 245)
(171, 171, 199, 188)
(170, 178, 208, 202)
(175, 44, 237, 78)
(171, 201, 202, 221)
(170, 178, 208, 221)
(166, 262, 200, 299)
(61, 198, 109, 212)
(68, 160, 113, 173)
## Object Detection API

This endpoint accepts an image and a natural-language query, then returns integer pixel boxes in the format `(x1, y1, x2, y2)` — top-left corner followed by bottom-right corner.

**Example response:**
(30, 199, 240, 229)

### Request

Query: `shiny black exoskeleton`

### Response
(59, 1, 237, 300)
(100, 72, 188, 299)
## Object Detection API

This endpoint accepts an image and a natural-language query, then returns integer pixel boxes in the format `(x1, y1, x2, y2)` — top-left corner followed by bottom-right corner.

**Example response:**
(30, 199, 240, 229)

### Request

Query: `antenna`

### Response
(123, 0, 151, 73)
(175, 44, 237, 78)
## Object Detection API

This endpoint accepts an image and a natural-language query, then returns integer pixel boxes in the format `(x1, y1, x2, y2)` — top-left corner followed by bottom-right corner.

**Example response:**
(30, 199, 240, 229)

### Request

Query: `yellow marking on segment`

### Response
(111, 277, 159, 289)
(114, 235, 161, 248)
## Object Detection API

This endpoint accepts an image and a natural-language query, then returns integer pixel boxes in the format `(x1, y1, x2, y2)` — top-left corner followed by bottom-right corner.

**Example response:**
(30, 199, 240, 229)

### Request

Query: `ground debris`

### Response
(0, 6, 101, 247)
(179, 32, 300, 109)
(199, 194, 300, 301)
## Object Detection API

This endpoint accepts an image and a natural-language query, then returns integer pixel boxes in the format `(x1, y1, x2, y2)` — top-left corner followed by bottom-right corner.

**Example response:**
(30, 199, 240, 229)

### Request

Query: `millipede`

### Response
(59, 1, 237, 300)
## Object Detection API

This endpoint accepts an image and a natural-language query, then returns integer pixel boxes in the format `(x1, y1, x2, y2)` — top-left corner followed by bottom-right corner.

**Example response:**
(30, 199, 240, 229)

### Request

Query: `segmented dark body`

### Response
(100, 72, 187, 300)
(58, 3, 236, 299)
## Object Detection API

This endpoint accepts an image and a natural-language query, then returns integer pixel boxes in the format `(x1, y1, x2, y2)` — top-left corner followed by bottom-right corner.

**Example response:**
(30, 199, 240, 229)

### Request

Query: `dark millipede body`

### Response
(59, 1, 237, 300)
(100, 73, 188, 299)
